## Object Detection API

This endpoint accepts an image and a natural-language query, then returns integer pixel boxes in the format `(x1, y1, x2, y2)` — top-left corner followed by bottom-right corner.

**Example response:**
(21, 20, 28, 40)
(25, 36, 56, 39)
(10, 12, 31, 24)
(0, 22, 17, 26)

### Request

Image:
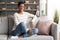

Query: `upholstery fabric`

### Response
(8, 35, 53, 40)
(37, 20, 52, 35)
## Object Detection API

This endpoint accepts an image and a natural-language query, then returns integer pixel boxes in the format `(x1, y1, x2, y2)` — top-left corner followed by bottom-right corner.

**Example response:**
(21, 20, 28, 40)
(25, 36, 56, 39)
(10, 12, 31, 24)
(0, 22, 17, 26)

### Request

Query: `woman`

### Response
(11, 1, 38, 38)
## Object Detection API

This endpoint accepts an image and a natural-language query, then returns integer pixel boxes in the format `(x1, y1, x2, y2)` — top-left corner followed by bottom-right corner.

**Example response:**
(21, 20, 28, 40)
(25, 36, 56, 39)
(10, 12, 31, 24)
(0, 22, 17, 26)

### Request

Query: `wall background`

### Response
(47, 0, 60, 21)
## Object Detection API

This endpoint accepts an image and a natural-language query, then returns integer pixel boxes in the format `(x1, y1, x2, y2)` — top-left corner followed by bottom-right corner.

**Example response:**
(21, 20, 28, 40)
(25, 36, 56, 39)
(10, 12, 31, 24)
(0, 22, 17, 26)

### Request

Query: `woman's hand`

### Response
(27, 29, 33, 35)
(29, 22, 34, 28)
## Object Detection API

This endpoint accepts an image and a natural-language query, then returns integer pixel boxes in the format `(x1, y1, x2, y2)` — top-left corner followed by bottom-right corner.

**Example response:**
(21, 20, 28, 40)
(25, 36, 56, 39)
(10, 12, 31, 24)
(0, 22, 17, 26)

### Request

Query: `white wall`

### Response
(47, 0, 60, 21)
(57, 0, 60, 26)
(47, 0, 57, 21)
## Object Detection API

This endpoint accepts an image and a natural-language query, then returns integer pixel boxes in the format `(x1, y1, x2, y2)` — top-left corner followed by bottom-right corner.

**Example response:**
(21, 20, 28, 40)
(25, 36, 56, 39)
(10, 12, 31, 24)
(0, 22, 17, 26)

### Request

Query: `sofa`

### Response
(0, 15, 58, 40)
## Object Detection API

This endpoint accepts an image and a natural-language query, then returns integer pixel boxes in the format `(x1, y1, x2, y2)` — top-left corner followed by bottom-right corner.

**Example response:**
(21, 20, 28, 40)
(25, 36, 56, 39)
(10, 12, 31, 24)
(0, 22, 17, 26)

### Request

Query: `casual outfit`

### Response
(11, 12, 38, 37)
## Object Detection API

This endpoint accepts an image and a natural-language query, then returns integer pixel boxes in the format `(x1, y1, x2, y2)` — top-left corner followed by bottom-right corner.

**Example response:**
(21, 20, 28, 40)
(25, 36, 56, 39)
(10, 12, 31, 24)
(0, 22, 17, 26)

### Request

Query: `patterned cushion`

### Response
(8, 15, 14, 35)
(37, 16, 52, 35)
(37, 20, 52, 35)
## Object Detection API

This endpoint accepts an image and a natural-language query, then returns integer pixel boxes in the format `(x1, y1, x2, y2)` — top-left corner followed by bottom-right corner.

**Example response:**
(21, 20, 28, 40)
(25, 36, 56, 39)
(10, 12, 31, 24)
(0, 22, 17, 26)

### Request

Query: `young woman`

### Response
(11, 1, 38, 38)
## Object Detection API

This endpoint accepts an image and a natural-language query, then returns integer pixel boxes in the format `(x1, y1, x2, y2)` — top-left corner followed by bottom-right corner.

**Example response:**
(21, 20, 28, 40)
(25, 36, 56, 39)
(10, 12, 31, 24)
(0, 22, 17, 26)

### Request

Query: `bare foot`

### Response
(27, 29, 33, 35)
(18, 35, 24, 38)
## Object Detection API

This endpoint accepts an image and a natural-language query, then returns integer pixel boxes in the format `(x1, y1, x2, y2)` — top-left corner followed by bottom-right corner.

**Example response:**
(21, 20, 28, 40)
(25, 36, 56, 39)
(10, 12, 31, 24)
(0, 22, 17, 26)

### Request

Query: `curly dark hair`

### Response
(18, 1, 25, 7)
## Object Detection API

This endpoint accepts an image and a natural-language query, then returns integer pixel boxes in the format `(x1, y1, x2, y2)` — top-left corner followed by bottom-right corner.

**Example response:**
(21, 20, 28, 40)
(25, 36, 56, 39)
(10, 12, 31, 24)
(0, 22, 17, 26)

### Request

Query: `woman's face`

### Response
(18, 4, 25, 11)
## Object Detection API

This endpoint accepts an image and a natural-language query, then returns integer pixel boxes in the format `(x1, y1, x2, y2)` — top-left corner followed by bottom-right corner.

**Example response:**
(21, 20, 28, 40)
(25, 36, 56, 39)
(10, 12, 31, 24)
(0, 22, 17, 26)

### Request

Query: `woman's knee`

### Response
(20, 22, 25, 25)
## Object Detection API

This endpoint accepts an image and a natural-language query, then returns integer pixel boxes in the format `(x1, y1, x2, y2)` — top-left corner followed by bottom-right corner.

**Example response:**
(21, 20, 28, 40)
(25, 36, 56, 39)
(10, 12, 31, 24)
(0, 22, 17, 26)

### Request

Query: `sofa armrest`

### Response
(51, 23, 58, 40)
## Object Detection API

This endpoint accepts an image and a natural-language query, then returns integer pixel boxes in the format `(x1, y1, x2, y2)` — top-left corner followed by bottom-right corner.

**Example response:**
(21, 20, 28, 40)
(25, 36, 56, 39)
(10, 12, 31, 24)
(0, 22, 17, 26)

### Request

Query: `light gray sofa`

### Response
(0, 16, 58, 40)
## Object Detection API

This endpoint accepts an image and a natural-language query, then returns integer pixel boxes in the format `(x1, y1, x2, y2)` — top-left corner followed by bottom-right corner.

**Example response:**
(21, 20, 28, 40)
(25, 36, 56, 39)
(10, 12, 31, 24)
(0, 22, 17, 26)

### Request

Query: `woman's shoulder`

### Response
(24, 12, 30, 14)
(14, 12, 19, 16)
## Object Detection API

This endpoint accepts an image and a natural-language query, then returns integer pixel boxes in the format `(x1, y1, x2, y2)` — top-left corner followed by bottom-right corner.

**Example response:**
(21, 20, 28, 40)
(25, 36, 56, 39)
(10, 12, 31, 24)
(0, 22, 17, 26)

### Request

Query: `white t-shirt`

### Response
(13, 12, 37, 32)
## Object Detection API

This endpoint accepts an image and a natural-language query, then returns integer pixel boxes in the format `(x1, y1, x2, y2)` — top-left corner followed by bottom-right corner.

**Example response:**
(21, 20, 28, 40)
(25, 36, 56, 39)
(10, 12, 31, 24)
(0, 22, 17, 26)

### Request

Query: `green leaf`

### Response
(54, 10, 59, 24)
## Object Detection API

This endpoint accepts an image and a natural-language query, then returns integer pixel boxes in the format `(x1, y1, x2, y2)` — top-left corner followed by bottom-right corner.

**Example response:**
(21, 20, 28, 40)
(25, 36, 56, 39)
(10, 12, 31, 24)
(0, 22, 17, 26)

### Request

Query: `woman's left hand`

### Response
(29, 22, 34, 28)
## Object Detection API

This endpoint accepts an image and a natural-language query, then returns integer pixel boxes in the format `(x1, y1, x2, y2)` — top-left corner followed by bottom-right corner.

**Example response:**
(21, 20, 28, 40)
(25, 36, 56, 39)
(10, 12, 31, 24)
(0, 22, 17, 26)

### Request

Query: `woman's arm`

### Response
(14, 14, 19, 25)
(27, 13, 37, 28)
(27, 13, 37, 23)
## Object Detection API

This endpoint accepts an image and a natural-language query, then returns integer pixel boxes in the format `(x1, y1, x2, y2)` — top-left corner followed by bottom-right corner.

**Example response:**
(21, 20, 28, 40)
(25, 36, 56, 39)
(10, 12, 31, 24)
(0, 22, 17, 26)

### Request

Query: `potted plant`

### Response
(54, 10, 59, 24)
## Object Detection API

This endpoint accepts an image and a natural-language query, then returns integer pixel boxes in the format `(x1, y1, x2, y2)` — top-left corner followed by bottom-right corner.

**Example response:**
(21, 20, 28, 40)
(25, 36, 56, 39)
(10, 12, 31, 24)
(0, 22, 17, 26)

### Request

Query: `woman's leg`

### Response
(23, 28, 38, 37)
(11, 22, 27, 36)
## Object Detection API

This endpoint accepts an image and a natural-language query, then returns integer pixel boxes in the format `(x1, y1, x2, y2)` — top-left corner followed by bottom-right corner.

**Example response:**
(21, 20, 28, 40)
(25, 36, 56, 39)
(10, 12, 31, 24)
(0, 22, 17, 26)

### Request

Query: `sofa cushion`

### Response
(8, 35, 53, 40)
(0, 35, 7, 40)
(37, 16, 52, 35)
(37, 20, 52, 35)
(0, 16, 8, 34)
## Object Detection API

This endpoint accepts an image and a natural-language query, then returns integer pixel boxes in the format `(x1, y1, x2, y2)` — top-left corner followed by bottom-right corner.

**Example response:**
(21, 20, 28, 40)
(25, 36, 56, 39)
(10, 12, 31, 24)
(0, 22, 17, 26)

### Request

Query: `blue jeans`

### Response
(11, 22, 38, 37)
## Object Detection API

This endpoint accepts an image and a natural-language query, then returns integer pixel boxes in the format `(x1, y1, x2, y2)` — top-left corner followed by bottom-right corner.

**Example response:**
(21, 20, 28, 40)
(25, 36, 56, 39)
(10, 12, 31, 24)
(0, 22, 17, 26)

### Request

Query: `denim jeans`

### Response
(11, 22, 38, 37)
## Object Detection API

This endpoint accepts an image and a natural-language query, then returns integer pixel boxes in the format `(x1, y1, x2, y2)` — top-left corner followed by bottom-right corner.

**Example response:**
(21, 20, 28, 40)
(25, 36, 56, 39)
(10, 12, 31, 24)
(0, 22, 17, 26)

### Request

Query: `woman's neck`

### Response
(18, 11, 24, 14)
